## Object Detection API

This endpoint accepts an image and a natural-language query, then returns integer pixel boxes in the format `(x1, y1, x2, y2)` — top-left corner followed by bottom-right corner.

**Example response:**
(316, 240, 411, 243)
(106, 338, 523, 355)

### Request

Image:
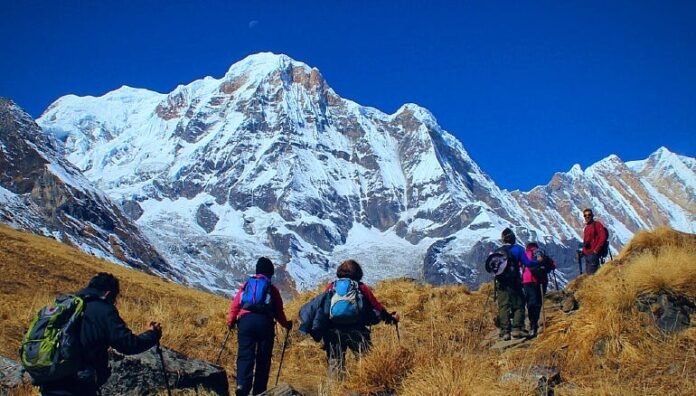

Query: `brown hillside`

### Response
(1, 224, 695, 395)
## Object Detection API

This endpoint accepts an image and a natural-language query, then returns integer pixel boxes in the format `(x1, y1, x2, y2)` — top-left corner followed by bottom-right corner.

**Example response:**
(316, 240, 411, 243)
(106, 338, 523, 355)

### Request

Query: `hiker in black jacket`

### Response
(39, 273, 162, 396)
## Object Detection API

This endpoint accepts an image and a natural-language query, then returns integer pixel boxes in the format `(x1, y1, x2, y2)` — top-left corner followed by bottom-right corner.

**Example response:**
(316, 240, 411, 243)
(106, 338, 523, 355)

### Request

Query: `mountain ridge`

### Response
(3, 52, 691, 293)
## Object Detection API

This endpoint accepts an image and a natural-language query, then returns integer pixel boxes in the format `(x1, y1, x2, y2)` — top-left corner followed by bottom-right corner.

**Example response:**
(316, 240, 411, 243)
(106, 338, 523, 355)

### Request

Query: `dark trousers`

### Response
(236, 313, 275, 396)
(323, 326, 372, 378)
(39, 377, 98, 396)
(523, 283, 542, 331)
(584, 253, 601, 275)
(496, 280, 525, 332)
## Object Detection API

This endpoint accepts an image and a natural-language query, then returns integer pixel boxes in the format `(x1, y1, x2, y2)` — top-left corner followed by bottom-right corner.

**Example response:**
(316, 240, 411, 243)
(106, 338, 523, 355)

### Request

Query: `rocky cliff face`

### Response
(30, 53, 695, 293)
(0, 98, 176, 278)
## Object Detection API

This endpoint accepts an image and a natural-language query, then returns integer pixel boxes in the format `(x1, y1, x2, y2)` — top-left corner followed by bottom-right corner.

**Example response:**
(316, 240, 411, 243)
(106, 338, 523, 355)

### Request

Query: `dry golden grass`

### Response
(2, 223, 696, 395)
(524, 227, 696, 395)
(0, 223, 233, 395)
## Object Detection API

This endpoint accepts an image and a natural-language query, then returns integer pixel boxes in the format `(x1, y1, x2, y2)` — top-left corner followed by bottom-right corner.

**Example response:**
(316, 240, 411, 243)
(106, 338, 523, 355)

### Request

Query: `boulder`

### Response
(561, 295, 578, 313)
(259, 383, 302, 396)
(0, 355, 28, 395)
(500, 365, 561, 396)
(636, 291, 694, 333)
(102, 346, 228, 395)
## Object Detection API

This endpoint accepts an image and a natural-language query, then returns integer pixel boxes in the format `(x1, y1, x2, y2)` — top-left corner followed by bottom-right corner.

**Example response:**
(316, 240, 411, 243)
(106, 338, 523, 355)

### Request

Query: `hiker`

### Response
(227, 257, 292, 396)
(494, 228, 538, 340)
(37, 273, 163, 396)
(581, 208, 607, 275)
(525, 243, 556, 294)
(323, 259, 399, 378)
(523, 243, 556, 337)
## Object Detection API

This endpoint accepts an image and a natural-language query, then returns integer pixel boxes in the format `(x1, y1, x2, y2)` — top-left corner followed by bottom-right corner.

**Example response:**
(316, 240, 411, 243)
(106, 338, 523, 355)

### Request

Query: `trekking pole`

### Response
(493, 277, 497, 301)
(576, 250, 583, 275)
(395, 321, 401, 343)
(552, 270, 559, 291)
(274, 326, 290, 387)
(539, 283, 546, 333)
(156, 343, 172, 396)
(476, 280, 494, 334)
(215, 326, 232, 365)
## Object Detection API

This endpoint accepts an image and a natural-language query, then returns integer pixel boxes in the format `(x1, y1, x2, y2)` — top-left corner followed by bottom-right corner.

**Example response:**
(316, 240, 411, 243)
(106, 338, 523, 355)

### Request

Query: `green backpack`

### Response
(19, 295, 85, 384)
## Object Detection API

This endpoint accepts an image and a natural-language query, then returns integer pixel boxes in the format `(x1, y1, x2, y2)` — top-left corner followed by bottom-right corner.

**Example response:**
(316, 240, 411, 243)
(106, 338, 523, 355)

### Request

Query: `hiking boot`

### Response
(511, 328, 529, 339)
(502, 333, 511, 341)
(529, 327, 538, 338)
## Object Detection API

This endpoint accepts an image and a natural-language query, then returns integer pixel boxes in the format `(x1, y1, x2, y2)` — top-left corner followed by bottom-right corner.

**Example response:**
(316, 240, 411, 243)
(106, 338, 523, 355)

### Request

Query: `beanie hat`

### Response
(501, 228, 516, 244)
(256, 257, 274, 277)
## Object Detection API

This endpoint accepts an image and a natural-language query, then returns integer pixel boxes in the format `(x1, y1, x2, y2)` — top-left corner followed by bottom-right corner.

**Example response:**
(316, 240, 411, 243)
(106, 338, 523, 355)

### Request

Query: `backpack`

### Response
(596, 222, 610, 259)
(19, 295, 85, 385)
(329, 278, 363, 325)
(240, 276, 273, 314)
(485, 245, 520, 283)
(530, 255, 554, 280)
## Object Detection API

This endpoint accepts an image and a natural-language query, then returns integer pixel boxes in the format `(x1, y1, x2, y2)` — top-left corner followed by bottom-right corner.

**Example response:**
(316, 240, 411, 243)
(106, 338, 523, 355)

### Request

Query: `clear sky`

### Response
(1, 1, 694, 191)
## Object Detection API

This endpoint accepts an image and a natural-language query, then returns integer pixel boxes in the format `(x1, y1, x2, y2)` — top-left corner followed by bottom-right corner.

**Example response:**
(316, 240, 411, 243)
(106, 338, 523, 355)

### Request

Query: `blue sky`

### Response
(1, 0, 694, 191)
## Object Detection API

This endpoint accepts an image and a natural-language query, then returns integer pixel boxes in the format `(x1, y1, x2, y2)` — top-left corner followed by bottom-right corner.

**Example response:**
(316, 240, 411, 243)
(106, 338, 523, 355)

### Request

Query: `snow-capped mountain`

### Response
(0, 98, 177, 278)
(33, 53, 695, 293)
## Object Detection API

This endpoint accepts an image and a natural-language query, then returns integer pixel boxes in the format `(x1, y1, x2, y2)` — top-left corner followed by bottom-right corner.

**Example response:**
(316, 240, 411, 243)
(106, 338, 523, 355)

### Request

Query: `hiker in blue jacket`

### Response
(496, 228, 538, 340)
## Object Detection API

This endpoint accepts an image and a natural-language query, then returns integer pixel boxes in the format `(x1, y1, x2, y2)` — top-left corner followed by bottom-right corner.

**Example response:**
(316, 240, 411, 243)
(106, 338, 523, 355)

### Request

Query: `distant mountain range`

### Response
(0, 98, 176, 279)
(1, 53, 693, 293)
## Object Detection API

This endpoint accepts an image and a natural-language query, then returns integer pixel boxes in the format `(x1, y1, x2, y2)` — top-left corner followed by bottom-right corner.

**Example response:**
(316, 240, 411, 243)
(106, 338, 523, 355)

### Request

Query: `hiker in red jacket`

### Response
(582, 208, 607, 275)
(227, 257, 292, 396)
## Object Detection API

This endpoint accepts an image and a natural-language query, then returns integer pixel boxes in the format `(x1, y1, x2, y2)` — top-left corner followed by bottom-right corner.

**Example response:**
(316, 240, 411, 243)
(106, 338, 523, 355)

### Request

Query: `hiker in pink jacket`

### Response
(523, 243, 555, 337)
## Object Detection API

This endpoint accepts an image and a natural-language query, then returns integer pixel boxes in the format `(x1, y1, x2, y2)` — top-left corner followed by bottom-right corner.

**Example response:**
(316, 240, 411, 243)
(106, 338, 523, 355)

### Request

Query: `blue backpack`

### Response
(240, 276, 273, 314)
(329, 278, 363, 325)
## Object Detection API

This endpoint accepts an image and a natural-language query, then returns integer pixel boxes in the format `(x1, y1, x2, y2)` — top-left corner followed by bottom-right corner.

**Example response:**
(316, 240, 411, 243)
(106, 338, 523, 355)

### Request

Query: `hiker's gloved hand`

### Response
(228, 319, 237, 330)
(382, 310, 399, 325)
(285, 320, 293, 330)
(148, 321, 163, 339)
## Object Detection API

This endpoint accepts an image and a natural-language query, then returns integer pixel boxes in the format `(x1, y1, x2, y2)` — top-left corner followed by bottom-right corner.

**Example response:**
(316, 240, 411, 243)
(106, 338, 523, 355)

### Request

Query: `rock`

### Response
(636, 292, 694, 333)
(500, 365, 561, 396)
(102, 346, 229, 395)
(592, 337, 608, 357)
(490, 336, 528, 351)
(544, 290, 566, 305)
(194, 314, 210, 327)
(258, 382, 302, 395)
(0, 355, 28, 394)
(196, 203, 220, 233)
(561, 296, 578, 313)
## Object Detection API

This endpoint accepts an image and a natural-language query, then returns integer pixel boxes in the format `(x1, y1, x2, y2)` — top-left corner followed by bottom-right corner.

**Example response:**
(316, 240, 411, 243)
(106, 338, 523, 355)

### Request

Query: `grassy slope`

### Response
(1, 224, 695, 395)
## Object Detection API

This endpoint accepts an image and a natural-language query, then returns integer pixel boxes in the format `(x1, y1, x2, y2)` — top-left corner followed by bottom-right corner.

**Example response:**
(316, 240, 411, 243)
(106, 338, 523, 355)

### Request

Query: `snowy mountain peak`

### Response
(586, 154, 625, 175)
(223, 52, 313, 81)
(30, 53, 696, 294)
(653, 146, 672, 156)
(394, 103, 438, 127)
(569, 163, 583, 175)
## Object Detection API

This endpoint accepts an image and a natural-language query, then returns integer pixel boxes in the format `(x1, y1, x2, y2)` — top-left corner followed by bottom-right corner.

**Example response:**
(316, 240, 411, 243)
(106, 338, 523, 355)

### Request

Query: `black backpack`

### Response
(485, 245, 520, 283)
(530, 255, 554, 280)
(597, 223, 610, 259)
